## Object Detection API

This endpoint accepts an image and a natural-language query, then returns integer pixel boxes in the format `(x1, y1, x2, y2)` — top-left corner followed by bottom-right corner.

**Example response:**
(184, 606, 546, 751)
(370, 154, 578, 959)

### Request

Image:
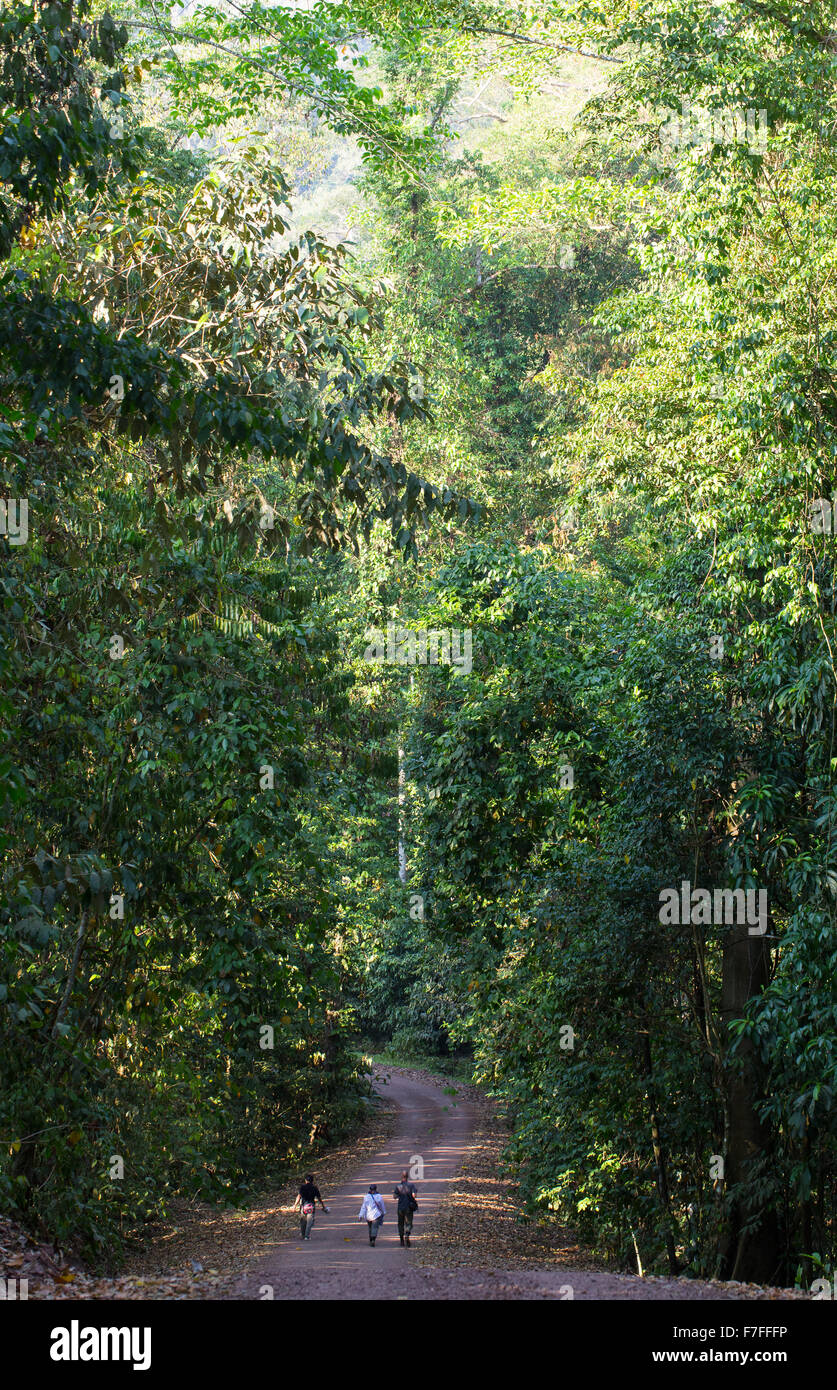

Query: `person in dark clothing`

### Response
(393, 1169, 418, 1246)
(297, 1174, 327, 1240)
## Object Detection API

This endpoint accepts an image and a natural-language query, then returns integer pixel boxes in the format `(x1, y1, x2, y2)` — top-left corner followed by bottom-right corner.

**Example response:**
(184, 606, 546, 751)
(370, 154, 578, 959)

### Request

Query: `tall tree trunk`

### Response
(719, 917, 779, 1283)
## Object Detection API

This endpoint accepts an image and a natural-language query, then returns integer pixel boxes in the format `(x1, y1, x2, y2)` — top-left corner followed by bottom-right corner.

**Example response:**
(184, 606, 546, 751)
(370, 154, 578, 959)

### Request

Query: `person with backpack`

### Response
(357, 1184, 386, 1245)
(297, 1174, 328, 1240)
(393, 1170, 418, 1246)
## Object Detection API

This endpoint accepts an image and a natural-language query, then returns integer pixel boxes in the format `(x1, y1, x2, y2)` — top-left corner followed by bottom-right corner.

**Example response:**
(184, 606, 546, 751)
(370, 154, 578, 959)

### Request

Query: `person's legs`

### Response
(299, 1215, 306, 1239)
(404, 1209, 413, 1244)
(397, 1210, 406, 1245)
(304, 1210, 315, 1239)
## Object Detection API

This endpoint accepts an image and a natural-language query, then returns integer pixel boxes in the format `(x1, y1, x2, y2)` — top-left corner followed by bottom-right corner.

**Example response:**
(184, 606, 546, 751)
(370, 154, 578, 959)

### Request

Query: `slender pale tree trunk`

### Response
(398, 734, 407, 885)
(397, 673, 413, 885)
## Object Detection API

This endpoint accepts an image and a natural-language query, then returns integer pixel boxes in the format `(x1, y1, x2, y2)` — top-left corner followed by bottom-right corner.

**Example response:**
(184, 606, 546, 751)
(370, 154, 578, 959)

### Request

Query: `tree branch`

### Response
(733, 0, 834, 49)
(469, 26, 624, 63)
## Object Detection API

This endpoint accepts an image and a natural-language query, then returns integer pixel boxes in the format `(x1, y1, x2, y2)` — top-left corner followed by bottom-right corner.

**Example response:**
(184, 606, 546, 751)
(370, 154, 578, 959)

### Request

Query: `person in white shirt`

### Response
(358, 1184, 386, 1245)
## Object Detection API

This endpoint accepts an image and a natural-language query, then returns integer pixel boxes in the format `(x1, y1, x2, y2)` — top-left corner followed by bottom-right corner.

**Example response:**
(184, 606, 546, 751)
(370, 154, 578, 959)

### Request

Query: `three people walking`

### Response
(297, 1166, 419, 1246)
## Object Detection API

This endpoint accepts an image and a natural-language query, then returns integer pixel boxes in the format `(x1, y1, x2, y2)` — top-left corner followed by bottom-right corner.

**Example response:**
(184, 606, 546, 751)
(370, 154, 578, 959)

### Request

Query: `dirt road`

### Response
(227, 1068, 476, 1298)
(225, 1069, 795, 1301)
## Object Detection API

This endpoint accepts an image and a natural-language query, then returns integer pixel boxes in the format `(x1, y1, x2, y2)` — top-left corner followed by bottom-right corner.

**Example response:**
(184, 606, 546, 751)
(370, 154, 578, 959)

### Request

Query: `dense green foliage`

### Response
(0, 0, 466, 1262)
(2, 0, 836, 1290)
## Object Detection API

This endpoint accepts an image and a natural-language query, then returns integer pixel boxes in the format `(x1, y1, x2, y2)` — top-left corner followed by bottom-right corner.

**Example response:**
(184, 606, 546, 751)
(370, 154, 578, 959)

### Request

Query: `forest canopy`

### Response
(1, 0, 836, 1291)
